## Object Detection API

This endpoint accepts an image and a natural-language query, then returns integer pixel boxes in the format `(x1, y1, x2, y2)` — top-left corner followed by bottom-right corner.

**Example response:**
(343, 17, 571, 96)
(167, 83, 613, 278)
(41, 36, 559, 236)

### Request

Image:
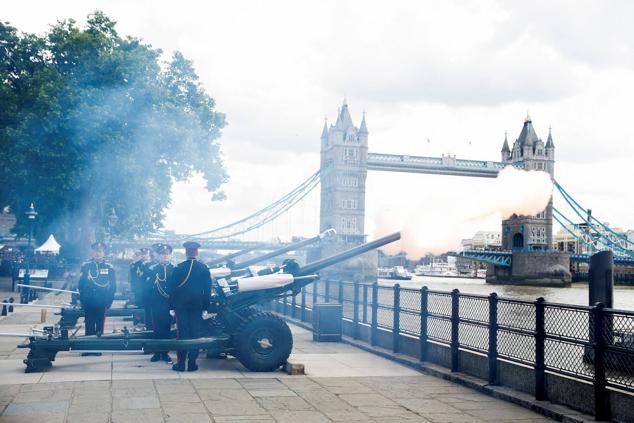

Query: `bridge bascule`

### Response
(141, 100, 632, 284)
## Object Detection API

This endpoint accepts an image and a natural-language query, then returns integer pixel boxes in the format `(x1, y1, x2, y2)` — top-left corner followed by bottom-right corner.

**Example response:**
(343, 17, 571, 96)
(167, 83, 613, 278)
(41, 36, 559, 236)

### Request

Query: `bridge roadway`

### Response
(0, 292, 559, 422)
(367, 152, 517, 178)
(453, 249, 634, 267)
(112, 239, 312, 251)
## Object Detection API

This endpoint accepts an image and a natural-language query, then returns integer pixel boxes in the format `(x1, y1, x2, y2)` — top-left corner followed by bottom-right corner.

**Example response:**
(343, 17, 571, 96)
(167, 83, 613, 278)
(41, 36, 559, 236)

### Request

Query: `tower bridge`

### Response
(122, 100, 632, 285)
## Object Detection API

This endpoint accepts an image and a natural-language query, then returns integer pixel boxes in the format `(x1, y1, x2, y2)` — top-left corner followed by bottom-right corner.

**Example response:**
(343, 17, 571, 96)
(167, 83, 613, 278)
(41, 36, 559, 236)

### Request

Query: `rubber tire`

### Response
(234, 312, 292, 372)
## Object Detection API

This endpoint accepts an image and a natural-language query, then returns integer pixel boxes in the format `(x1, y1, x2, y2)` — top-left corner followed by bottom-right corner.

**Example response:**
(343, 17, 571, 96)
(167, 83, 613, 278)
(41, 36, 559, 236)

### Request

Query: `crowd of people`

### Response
(78, 240, 211, 372)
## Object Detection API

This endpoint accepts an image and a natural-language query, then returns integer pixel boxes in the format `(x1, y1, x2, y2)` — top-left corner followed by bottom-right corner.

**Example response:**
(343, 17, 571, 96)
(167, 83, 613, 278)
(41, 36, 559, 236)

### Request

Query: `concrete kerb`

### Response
(279, 314, 597, 423)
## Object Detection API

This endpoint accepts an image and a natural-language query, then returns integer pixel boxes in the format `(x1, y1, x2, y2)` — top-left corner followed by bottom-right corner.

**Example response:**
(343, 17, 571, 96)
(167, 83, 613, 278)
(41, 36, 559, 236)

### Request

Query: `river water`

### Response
(379, 275, 634, 310)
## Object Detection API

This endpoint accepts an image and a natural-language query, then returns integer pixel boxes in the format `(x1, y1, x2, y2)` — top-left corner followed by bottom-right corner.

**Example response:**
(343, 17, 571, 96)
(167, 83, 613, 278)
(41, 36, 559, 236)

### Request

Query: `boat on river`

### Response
(378, 266, 413, 280)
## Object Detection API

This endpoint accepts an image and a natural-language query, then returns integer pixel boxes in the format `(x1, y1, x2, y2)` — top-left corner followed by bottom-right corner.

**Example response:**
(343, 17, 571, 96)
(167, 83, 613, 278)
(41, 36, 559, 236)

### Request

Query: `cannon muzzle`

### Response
(297, 232, 401, 276)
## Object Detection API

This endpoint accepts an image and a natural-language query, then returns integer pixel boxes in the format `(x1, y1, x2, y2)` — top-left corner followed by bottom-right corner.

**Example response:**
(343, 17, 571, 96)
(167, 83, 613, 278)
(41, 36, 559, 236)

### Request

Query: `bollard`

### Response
(592, 302, 610, 420)
(8, 297, 14, 313)
(1, 300, 7, 317)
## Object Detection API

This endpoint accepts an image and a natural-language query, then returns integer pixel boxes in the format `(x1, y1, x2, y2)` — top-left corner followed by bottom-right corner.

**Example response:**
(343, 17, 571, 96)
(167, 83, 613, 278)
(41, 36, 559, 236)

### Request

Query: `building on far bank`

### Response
(553, 223, 632, 255)
(461, 231, 502, 251)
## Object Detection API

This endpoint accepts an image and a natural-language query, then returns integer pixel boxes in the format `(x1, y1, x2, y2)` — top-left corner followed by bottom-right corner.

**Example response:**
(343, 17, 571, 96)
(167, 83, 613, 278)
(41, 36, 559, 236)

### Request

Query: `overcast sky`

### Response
(6, 1, 634, 248)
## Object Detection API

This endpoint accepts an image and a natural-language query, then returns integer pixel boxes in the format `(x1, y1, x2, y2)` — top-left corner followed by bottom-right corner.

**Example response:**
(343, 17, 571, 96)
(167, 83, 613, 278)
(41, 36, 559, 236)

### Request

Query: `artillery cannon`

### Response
(54, 229, 336, 329)
(20, 232, 400, 373)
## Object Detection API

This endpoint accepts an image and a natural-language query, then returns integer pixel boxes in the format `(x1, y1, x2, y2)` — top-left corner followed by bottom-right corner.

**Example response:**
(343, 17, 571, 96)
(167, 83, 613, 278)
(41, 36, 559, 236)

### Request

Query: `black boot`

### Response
(162, 352, 172, 363)
(187, 361, 198, 372)
(172, 352, 185, 371)
(150, 353, 161, 362)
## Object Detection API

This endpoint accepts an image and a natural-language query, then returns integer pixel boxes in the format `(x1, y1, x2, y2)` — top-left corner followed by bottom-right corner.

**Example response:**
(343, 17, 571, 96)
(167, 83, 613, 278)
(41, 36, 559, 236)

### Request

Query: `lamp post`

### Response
(107, 208, 118, 258)
(21, 203, 38, 304)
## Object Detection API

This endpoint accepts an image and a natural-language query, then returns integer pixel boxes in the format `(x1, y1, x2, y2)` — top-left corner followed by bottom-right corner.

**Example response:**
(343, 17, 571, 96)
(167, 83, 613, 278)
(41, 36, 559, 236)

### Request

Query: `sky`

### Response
(5, 1, 634, 252)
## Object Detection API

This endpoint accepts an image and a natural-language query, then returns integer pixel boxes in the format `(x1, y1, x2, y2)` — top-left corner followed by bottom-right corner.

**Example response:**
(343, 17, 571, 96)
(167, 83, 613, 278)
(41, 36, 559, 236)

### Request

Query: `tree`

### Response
(0, 12, 226, 255)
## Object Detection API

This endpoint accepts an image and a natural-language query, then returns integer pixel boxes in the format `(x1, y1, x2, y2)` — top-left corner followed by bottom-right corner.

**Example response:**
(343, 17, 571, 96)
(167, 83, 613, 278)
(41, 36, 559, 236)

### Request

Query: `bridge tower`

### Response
(319, 100, 375, 280)
(500, 114, 555, 251)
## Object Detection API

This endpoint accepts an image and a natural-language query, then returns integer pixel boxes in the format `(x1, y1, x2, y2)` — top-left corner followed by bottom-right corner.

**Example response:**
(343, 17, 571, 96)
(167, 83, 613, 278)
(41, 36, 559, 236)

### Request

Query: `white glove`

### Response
(169, 310, 175, 317)
(202, 310, 209, 319)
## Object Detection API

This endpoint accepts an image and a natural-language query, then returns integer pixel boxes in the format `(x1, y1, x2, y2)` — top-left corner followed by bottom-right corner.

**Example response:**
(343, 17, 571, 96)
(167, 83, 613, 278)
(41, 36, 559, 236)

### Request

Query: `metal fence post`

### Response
(371, 282, 378, 346)
(362, 284, 368, 323)
(451, 289, 460, 372)
(393, 283, 401, 353)
(283, 294, 289, 316)
(592, 302, 610, 420)
(301, 286, 307, 322)
(325, 280, 331, 303)
(488, 292, 498, 384)
(353, 281, 360, 339)
(291, 290, 297, 319)
(535, 297, 546, 401)
(313, 280, 318, 306)
(420, 286, 428, 361)
(338, 281, 344, 304)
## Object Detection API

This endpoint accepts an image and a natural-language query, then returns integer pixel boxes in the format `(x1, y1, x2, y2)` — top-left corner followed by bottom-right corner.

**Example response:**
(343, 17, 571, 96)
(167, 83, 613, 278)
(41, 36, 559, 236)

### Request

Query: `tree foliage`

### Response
(0, 12, 226, 252)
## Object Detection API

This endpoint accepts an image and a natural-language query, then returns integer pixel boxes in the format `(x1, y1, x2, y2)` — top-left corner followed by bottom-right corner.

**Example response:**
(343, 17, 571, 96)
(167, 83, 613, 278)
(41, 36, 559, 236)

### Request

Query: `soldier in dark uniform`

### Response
(78, 242, 116, 342)
(167, 241, 211, 372)
(147, 244, 174, 363)
(142, 243, 161, 330)
(129, 248, 149, 307)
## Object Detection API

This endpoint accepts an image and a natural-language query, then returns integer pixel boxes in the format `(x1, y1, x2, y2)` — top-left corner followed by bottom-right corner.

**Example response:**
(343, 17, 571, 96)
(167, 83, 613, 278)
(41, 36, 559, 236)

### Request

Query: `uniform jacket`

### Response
(167, 259, 211, 310)
(78, 260, 116, 308)
(129, 259, 146, 296)
(148, 262, 174, 308)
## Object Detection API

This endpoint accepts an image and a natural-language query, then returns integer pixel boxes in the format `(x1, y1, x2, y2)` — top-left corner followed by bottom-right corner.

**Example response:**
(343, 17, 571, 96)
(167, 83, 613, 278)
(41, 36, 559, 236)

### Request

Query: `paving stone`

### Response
(321, 409, 370, 421)
(424, 413, 486, 423)
(66, 412, 110, 423)
(19, 382, 75, 392)
(165, 413, 213, 423)
(113, 395, 161, 410)
(113, 386, 158, 397)
(466, 406, 546, 421)
(0, 411, 66, 423)
(248, 389, 297, 398)
(111, 408, 165, 422)
(394, 398, 460, 414)
(270, 410, 331, 423)
(213, 417, 275, 423)
(3, 400, 68, 415)
(255, 396, 314, 411)
(197, 388, 253, 401)
(68, 397, 112, 414)
(356, 405, 421, 418)
(191, 378, 243, 389)
(159, 391, 201, 403)
(162, 400, 207, 414)
(12, 389, 72, 403)
(339, 393, 398, 407)
(204, 399, 266, 416)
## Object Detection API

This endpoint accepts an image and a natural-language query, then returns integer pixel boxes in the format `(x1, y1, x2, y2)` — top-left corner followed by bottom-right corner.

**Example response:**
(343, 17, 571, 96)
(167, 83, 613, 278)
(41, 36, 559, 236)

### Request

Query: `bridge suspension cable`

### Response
(171, 168, 323, 241)
(553, 180, 634, 257)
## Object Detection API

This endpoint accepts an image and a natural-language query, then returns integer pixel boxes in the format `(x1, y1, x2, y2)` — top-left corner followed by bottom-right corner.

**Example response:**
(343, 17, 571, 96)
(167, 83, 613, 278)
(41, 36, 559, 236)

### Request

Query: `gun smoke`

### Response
(370, 166, 553, 257)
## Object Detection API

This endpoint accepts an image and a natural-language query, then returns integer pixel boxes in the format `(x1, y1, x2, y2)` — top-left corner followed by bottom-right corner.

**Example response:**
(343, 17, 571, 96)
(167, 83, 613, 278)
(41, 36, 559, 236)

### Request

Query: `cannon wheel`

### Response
(233, 312, 292, 372)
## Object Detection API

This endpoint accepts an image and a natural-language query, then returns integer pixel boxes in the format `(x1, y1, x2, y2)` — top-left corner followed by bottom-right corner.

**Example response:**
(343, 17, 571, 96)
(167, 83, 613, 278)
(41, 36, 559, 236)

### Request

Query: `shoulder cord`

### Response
(154, 265, 170, 299)
(176, 259, 194, 289)
(87, 262, 110, 288)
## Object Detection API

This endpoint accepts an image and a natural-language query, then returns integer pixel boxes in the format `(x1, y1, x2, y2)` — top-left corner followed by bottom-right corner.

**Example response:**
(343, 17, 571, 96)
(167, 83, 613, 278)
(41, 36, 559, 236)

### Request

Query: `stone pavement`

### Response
(0, 295, 555, 422)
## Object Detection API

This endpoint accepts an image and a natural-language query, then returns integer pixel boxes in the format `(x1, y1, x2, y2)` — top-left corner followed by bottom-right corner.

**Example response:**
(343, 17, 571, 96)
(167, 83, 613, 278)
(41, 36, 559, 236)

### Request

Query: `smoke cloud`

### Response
(372, 167, 553, 257)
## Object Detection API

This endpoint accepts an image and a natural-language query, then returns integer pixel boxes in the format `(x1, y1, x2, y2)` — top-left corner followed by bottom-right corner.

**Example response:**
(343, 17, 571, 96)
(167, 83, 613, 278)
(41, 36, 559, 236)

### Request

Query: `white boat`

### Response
(475, 268, 487, 279)
(378, 266, 413, 280)
(414, 261, 459, 277)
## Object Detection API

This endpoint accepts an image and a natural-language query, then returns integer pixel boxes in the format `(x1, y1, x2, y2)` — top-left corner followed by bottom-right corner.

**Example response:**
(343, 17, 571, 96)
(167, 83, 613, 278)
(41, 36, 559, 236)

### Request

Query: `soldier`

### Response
(78, 242, 116, 347)
(167, 241, 211, 372)
(129, 247, 149, 307)
(147, 244, 174, 363)
(142, 243, 162, 330)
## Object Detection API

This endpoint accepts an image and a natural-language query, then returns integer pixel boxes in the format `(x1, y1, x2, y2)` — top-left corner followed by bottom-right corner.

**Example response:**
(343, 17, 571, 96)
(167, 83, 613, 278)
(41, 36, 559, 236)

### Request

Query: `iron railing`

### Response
(276, 280, 634, 420)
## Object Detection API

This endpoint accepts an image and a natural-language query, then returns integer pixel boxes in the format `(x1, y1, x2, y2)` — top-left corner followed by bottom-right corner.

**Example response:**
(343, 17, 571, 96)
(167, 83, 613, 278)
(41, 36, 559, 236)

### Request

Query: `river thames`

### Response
(379, 275, 634, 310)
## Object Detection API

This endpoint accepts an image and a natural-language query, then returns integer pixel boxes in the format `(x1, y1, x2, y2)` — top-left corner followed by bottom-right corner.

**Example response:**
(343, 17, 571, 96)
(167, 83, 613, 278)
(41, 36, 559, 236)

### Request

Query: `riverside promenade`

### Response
(0, 295, 559, 423)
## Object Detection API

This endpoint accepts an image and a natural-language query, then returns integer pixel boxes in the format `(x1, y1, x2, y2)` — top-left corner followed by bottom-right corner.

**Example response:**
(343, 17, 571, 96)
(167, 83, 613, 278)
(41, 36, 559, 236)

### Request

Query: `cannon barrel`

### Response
(206, 246, 261, 267)
(297, 232, 401, 276)
(231, 228, 335, 270)
(16, 284, 78, 295)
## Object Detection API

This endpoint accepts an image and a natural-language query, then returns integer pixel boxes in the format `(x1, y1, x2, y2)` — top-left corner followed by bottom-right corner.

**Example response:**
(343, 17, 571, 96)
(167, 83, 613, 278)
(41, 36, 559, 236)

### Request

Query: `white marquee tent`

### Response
(35, 234, 61, 254)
